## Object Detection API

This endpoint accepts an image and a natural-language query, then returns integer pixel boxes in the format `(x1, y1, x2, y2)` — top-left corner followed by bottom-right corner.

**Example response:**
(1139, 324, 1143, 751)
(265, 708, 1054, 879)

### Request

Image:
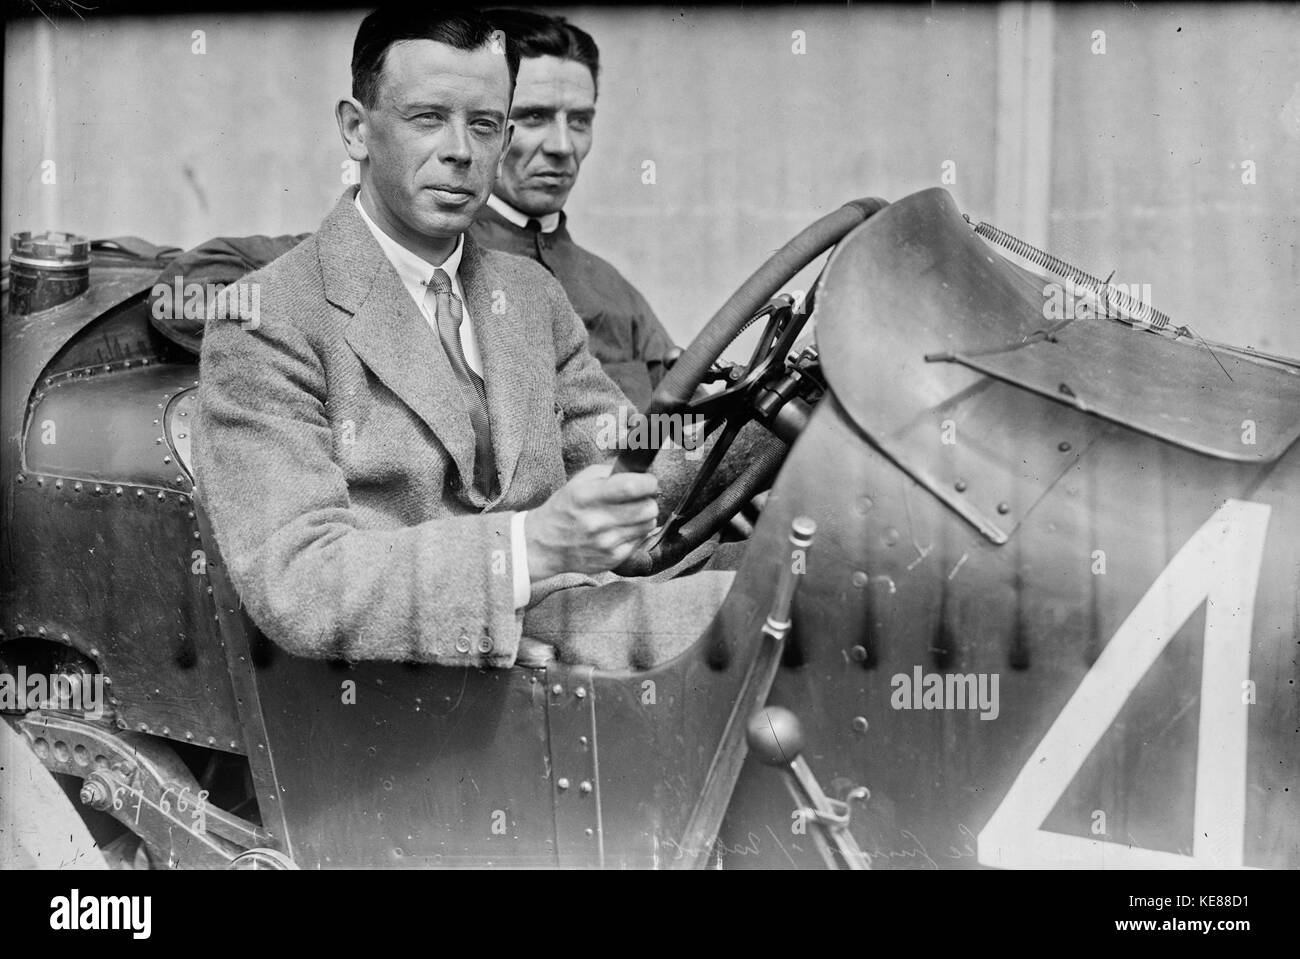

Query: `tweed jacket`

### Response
(195, 187, 633, 668)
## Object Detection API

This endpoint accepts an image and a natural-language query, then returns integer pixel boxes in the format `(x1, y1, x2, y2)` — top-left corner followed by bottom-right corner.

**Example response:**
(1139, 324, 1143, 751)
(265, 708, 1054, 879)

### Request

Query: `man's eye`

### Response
(570, 117, 592, 132)
(517, 110, 547, 124)
(471, 119, 500, 134)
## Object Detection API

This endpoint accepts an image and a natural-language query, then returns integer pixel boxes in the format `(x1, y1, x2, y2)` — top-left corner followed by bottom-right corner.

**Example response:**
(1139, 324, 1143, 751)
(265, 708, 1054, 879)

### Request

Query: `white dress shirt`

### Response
(487, 193, 561, 234)
(355, 194, 532, 610)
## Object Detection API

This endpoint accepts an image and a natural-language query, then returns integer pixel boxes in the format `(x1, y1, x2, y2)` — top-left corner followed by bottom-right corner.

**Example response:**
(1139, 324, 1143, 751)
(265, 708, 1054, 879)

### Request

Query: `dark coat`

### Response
(470, 205, 677, 411)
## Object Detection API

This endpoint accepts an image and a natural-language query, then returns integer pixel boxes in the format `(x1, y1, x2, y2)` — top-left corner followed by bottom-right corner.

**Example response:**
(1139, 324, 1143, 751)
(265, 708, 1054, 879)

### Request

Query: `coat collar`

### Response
(321, 187, 535, 506)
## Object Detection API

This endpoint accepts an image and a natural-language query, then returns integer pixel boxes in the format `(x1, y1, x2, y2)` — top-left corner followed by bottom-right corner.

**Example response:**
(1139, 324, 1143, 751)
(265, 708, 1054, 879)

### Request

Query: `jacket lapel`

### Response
(460, 233, 540, 498)
(320, 189, 478, 486)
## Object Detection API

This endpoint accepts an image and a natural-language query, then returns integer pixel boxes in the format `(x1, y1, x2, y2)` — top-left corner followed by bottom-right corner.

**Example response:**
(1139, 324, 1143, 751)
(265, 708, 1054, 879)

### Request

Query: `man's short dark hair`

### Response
(484, 8, 600, 96)
(352, 6, 521, 108)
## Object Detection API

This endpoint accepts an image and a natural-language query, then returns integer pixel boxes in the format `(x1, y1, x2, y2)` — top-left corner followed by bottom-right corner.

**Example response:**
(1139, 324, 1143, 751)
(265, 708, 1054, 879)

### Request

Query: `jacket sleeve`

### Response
(194, 288, 522, 668)
(545, 277, 634, 475)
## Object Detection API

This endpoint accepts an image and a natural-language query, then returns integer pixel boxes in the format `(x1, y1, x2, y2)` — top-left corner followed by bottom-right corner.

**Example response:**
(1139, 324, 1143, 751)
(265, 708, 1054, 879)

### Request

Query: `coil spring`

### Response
(971, 220, 1170, 330)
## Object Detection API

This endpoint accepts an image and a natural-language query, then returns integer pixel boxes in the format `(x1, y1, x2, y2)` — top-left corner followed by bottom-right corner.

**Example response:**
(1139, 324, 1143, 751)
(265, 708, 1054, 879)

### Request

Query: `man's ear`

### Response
(336, 97, 369, 162)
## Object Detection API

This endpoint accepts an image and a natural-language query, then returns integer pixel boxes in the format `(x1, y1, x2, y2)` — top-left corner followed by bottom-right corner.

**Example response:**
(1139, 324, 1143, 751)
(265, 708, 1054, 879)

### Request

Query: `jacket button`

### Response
(477, 635, 494, 654)
(455, 632, 471, 654)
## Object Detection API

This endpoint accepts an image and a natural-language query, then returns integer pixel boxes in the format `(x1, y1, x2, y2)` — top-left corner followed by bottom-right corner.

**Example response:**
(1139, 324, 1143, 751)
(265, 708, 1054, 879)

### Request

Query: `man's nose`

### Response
(541, 117, 575, 158)
(437, 121, 473, 165)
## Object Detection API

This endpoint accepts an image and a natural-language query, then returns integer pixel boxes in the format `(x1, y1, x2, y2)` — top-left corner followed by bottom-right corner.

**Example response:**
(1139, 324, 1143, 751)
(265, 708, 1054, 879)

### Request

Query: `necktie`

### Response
(426, 269, 496, 497)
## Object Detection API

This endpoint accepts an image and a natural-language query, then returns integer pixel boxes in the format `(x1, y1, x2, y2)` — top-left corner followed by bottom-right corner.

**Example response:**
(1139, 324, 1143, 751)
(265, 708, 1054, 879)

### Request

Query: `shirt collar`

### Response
(487, 193, 561, 234)
(354, 193, 464, 290)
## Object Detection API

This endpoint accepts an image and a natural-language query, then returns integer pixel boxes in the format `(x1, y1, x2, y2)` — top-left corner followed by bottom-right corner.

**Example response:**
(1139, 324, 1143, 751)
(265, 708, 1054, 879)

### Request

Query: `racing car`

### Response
(2, 187, 1296, 869)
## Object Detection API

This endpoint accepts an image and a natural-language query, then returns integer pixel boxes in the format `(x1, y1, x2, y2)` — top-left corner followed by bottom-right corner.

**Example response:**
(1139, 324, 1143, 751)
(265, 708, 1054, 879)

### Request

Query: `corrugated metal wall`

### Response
(4, 3, 1297, 354)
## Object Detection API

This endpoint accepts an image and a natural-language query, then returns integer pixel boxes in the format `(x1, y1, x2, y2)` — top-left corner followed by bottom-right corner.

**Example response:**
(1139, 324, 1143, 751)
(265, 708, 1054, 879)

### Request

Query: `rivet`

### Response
(230, 741, 238, 749)
(36, 476, 44, 486)
(16, 624, 25, 633)
(575, 686, 587, 699)
(579, 780, 592, 795)
(207, 736, 216, 745)
(850, 645, 868, 662)
(852, 716, 870, 733)
(578, 735, 588, 747)
(74, 482, 83, 492)
(188, 511, 195, 519)
(193, 531, 201, 539)
(114, 486, 123, 496)
(153, 419, 160, 426)
(163, 456, 172, 465)
(178, 432, 187, 439)
(37, 626, 46, 636)
(1058, 441, 1072, 452)
(185, 731, 194, 741)
(102, 365, 110, 372)
(883, 527, 900, 546)
(89, 647, 99, 657)
(997, 502, 1010, 514)
(94, 485, 103, 494)
(551, 684, 563, 696)
(851, 570, 868, 588)
(156, 437, 164, 445)
(136, 489, 144, 498)
(61, 633, 70, 642)
(954, 479, 968, 492)
(138, 723, 148, 731)
(557, 778, 570, 790)
(162, 727, 170, 735)
(16, 474, 24, 484)
(585, 828, 594, 837)
(55, 480, 63, 490)
(157, 492, 165, 500)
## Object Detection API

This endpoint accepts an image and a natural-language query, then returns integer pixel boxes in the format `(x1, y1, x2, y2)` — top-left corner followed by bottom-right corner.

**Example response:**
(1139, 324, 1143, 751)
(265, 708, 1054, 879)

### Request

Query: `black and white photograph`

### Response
(0, 0, 1295, 912)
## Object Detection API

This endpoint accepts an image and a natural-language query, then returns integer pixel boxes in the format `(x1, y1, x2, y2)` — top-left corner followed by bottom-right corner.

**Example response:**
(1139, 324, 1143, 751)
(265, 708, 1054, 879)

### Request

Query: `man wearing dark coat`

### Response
(471, 9, 678, 413)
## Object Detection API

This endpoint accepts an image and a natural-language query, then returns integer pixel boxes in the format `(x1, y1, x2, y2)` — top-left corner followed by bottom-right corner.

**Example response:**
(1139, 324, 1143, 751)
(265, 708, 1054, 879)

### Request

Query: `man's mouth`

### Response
(530, 171, 573, 185)
(427, 186, 476, 206)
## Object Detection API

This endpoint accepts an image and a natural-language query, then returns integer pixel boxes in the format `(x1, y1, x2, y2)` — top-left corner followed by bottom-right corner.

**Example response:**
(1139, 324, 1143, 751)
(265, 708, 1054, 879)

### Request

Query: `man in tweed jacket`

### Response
(196, 8, 669, 669)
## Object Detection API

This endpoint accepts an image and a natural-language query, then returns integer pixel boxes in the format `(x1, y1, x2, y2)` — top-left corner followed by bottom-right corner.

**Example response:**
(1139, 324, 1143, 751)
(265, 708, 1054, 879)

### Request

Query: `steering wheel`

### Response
(612, 197, 889, 576)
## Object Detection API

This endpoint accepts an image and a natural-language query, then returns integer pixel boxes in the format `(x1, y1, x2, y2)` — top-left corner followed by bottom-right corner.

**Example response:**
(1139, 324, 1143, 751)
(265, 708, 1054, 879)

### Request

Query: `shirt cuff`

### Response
(511, 510, 531, 609)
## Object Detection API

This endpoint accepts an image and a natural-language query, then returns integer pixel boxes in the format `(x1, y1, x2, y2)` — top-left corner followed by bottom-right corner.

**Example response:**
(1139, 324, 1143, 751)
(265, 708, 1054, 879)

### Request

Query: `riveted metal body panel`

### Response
(716, 387, 1299, 868)
(2, 473, 242, 751)
(815, 187, 1300, 545)
(240, 653, 555, 868)
(3, 351, 241, 753)
(24, 363, 198, 489)
(544, 665, 602, 867)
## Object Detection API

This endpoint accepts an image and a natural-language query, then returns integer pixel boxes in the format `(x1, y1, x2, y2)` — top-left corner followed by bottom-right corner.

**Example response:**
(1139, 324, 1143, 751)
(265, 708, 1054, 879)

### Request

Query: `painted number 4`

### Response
(978, 499, 1271, 869)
